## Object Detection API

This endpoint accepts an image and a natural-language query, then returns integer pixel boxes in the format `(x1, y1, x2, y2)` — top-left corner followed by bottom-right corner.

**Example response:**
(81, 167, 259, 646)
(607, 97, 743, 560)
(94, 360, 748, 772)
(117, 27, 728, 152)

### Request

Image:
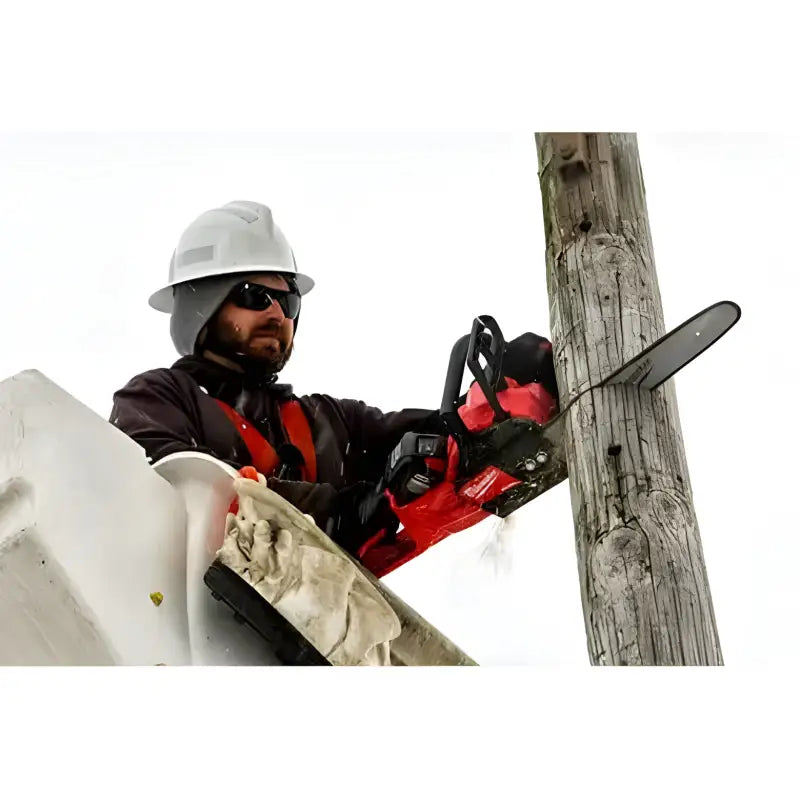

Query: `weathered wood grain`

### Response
(535, 133, 723, 665)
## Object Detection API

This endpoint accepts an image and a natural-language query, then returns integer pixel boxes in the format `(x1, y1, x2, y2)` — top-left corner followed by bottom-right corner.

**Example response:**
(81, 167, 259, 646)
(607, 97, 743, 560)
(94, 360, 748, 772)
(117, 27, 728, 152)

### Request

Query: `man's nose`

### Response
(261, 296, 286, 323)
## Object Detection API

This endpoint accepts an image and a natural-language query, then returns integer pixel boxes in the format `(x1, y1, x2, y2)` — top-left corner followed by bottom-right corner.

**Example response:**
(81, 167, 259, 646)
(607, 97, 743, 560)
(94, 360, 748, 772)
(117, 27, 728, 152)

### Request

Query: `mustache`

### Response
(252, 323, 283, 337)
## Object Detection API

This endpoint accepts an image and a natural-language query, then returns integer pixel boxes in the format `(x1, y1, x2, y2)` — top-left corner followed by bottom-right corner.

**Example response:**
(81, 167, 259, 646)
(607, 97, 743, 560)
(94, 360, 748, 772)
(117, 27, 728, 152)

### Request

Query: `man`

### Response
(111, 200, 557, 569)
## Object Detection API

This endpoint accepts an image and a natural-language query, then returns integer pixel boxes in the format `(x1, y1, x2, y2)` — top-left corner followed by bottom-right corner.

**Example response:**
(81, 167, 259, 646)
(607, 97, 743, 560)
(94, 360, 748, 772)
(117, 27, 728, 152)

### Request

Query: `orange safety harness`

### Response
(215, 397, 419, 577)
(214, 397, 317, 483)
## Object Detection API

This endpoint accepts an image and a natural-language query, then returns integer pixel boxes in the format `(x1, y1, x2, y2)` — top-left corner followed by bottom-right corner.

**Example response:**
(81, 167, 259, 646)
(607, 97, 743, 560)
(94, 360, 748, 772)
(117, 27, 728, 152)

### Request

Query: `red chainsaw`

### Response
(361, 302, 741, 577)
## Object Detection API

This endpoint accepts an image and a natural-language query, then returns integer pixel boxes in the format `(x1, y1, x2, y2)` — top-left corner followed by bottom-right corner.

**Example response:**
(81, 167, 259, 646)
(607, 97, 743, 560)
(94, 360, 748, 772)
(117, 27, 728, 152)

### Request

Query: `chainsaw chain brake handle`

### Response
(440, 315, 510, 447)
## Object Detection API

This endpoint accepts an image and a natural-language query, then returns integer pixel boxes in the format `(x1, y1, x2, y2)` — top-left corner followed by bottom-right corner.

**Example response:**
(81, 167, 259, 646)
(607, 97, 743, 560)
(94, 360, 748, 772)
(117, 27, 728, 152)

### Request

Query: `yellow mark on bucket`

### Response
(150, 591, 164, 607)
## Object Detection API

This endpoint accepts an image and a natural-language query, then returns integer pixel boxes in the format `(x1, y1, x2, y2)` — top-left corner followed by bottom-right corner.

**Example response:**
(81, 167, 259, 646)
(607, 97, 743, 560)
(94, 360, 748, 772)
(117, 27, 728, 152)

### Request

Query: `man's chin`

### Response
(243, 344, 291, 371)
(247, 340, 282, 357)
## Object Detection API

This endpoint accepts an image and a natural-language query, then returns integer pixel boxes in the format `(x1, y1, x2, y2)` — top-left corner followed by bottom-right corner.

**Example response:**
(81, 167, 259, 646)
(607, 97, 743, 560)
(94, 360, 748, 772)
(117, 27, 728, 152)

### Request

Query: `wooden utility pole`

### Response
(535, 133, 723, 665)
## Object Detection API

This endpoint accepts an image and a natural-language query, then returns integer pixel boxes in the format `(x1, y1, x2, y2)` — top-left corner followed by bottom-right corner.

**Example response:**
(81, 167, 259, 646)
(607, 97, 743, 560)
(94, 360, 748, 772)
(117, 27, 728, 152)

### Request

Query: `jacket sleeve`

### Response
(110, 369, 229, 466)
(339, 400, 444, 485)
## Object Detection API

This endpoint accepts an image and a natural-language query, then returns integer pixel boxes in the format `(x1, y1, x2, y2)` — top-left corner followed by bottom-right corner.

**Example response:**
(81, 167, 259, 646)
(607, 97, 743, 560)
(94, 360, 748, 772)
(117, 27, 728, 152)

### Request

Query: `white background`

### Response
(2, 0, 798, 796)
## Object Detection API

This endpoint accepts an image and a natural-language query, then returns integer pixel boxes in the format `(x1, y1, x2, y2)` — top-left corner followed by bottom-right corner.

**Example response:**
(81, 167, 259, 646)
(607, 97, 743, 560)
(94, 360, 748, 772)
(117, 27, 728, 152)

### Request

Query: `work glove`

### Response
(384, 450, 446, 508)
(503, 332, 559, 402)
(331, 481, 400, 556)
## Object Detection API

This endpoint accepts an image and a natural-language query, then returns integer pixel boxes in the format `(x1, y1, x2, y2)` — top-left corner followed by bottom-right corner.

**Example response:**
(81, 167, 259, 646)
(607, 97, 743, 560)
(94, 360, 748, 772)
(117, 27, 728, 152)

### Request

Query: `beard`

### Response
(205, 316, 294, 374)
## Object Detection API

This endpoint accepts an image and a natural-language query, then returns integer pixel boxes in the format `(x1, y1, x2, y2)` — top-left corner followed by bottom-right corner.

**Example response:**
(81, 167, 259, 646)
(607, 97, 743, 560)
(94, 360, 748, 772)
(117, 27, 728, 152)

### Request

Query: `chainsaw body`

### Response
(368, 316, 564, 577)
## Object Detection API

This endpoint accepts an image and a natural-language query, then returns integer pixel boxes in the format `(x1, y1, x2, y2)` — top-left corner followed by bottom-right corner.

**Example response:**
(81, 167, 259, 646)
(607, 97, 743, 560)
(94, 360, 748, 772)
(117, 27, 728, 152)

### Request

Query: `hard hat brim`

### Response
(149, 268, 315, 313)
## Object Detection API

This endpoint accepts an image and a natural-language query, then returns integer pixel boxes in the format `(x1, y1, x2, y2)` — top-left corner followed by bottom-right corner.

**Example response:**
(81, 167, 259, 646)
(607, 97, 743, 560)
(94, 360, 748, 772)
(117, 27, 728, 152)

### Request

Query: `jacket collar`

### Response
(172, 354, 294, 402)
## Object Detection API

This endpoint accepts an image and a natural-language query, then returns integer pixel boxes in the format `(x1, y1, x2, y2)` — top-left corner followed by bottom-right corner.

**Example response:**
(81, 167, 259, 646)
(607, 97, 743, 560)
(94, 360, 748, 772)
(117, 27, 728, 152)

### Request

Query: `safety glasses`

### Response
(228, 281, 301, 320)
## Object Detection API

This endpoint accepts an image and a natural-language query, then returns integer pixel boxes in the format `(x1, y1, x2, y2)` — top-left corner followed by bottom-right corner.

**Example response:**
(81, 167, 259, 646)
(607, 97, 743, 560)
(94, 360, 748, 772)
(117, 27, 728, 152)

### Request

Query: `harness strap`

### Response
(215, 398, 317, 483)
(277, 400, 318, 482)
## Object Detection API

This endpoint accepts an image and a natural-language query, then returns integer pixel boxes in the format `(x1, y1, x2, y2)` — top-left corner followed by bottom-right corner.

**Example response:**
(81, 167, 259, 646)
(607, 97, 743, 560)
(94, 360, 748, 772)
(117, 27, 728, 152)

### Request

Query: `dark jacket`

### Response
(110, 355, 442, 543)
(111, 333, 556, 557)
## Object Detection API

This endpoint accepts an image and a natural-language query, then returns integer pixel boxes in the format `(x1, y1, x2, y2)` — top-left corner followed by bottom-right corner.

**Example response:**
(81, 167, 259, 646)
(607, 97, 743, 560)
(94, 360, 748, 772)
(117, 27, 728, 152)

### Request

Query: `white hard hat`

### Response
(149, 200, 314, 313)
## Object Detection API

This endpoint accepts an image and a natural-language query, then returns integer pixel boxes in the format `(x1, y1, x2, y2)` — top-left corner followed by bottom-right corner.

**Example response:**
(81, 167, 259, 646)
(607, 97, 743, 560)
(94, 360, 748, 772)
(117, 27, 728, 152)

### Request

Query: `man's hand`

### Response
(503, 332, 558, 401)
(384, 453, 446, 508)
(331, 481, 400, 555)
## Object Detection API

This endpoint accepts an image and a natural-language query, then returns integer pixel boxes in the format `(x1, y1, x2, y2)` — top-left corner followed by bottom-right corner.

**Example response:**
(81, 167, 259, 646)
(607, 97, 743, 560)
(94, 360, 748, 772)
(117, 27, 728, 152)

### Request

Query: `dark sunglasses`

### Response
(228, 281, 301, 319)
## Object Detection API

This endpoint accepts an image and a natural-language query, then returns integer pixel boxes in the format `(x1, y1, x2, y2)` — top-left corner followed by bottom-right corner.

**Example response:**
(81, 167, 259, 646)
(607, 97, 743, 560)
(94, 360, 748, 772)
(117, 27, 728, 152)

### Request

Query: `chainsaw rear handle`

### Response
(439, 315, 509, 445)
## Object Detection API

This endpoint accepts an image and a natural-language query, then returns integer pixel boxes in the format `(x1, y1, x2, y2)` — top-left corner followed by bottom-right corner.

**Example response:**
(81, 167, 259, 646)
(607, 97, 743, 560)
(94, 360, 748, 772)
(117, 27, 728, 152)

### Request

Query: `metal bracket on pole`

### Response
(550, 133, 590, 179)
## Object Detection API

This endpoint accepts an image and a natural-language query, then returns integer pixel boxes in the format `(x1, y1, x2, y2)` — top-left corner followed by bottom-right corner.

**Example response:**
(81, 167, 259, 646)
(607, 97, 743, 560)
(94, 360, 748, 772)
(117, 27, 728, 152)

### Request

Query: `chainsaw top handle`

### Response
(439, 315, 510, 445)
